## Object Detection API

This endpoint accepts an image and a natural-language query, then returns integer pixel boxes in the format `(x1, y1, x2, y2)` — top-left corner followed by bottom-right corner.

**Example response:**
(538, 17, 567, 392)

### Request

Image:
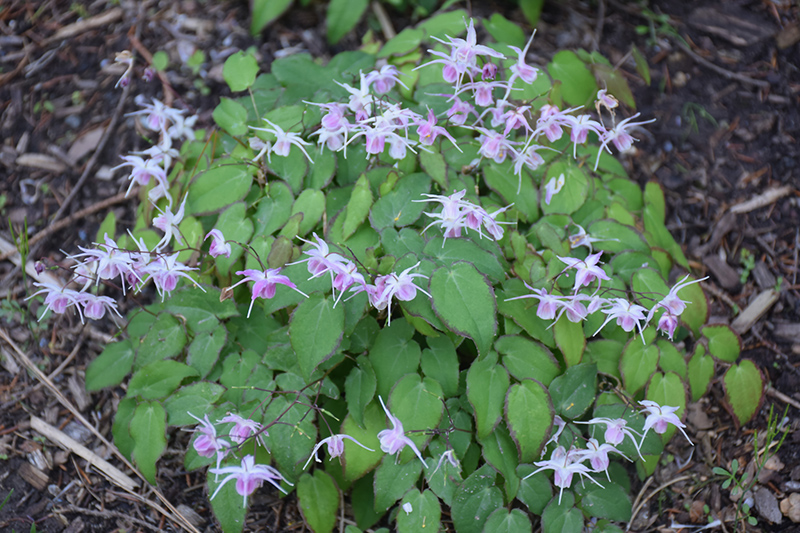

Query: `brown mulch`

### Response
(0, 0, 798, 531)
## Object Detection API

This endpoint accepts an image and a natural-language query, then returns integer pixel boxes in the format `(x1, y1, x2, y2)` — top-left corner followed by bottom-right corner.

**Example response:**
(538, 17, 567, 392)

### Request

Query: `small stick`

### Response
(627, 475, 692, 531)
(766, 386, 800, 410)
(0, 189, 137, 263)
(676, 39, 770, 89)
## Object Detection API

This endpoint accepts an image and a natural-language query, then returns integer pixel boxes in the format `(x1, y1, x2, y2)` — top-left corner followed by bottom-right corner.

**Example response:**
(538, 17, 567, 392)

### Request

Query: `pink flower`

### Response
(639, 400, 692, 446)
(209, 455, 292, 507)
(576, 438, 629, 481)
(593, 298, 648, 337)
(79, 292, 122, 321)
(218, 413, 267, 447)
(365, 64, 408, 94)
(445, 97, 477, 126)
(576, 416, 643, 460)
(188, 412, 231, 471)
(595, 89, 619, 113)
(152, 196, 187, 249)
(507, 32, 539, 86)
(416, 109, 459, 148)
(504, 284, 564, 321)
(649, 275, 707, 319)
(367, 263, 430, 325)
(142, 253, 202, 301)
(27, 282, 85, 322)
(302, 434, 374, 469)
(523, 446, 602, 504)
(112, 155, 168, 197)
(250, 119, 314, 163)
(205, 229, 232, 259)
(594, 113, 656, 170)
(556, 252, 611, 292)
(657, 311, 679, 340)
(377, 396, 428, 467)
(229, 268, 308, 318)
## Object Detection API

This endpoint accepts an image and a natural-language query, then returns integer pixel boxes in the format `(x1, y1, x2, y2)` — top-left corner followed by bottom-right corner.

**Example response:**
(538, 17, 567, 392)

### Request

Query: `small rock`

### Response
(754, 486, 782, 524)
(780, 493, 800, 522)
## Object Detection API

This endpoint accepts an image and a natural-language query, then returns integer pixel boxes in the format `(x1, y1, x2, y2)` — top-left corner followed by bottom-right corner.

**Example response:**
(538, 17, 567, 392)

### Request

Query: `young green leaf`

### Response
(130, 400, 167, 485)
(298, 470, 340, 533)
(289, 294, 344, 382)
(723, 360, 764, 426)
(505, 379, 553, 463)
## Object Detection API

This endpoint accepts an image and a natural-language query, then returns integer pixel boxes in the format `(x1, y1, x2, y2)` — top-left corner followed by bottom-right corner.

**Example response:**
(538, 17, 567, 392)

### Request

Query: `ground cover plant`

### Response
(25, 9, 768, 533)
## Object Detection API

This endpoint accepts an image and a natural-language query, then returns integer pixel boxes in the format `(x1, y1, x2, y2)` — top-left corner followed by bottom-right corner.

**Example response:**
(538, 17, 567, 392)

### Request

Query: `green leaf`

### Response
(130, 401, 167, 485)
(688, 345, 714, 402)
(723, 360, 763, 426)
(151, 50, 168, 71)
(254, 181, 293, 236)
(482, 508, 532, 533)
(505, 379, 553, 463)
(397, 489, 441, 533)
(646, 371, 687, 442)
(430, 262, 497, 355)
(677, 276, 707, 336)
(631, 45, 651, 85)
(95, 211, 116, 244)
(290, 294, 344, 382)
(497, 279, 555, 348)
(653, 339, 684, 378)
(207, 457, 248, 533)
(584, 339, 623, 379)
(420, 336, 460, 398)
(554, 314, 585, 367)
(451, 464, 504, 533)
(369, 319, 420, 399)
(289, 188, 324, 237)
(515, 469, 552, 515)
(345, 356, 377, 428)
(483, 162, 539, 222)
(212, 98, 248, 135)
(369, 172, 430, 230)
(484, 13, 525, 48)
(187, 323, 226, 378)
(326, 0, 368, 44)
(164, 382, 225, 426)
(343, 175, 373, 240)
(480, 426, 520, 500)
(187, 164, 252, 216)
(223, 51, 259, 92)
(298, 470, 339, 533)
(128, 360, 199, 400)
(262, 397, 316, 482)
(549, 363, 597, 419)
(547, 50, 597, 106)
(577, 481, 632, 521)
(389, 375, 443, 461)
(86, 340, 135, 390)
(423, 440, 463, 507)
(373, 454, 422, 512)
(588, 220, 650, 254)
(112, 397, 136, 460)
(250, 0, 293, 35)
(541, 162, 589, 215)
(619, 339, 659, 395)
(703, 324, 741, 363)
(519, 0, 544, 27)
(542, 492, 582, 533)
(631, 268, 670, 311)
(162, 286, 238, 332)
(342, 403, 385, 482)
(134, 313, 188, 369)
(467, 357, 510, 439)
(423, 237, 507, 284)
(496, 335, 560, 386)
(379, 28, 424, 58)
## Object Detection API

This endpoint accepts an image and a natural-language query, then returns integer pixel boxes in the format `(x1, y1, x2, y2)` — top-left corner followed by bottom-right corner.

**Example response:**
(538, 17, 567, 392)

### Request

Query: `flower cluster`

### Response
(114, 96, 197, 204)
(416, 189, 514, 244)
(509, 250, 707, 341)
(530, 400, 692, 503)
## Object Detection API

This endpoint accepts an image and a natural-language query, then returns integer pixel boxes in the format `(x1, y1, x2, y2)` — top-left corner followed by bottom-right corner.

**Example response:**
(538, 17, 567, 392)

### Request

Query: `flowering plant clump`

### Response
(27, 11, 768, 533)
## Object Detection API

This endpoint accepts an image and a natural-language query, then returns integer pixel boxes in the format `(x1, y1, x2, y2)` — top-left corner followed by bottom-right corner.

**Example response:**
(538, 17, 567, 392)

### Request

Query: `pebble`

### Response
(755, 486, 783, 524)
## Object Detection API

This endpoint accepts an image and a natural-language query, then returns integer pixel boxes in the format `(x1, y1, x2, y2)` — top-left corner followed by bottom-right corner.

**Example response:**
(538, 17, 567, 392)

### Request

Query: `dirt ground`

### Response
(0, 0, 799, 531)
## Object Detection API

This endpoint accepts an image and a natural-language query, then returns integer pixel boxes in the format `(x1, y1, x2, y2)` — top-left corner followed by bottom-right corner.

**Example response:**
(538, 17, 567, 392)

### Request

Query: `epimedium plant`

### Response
(28, 11, 767, 533)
